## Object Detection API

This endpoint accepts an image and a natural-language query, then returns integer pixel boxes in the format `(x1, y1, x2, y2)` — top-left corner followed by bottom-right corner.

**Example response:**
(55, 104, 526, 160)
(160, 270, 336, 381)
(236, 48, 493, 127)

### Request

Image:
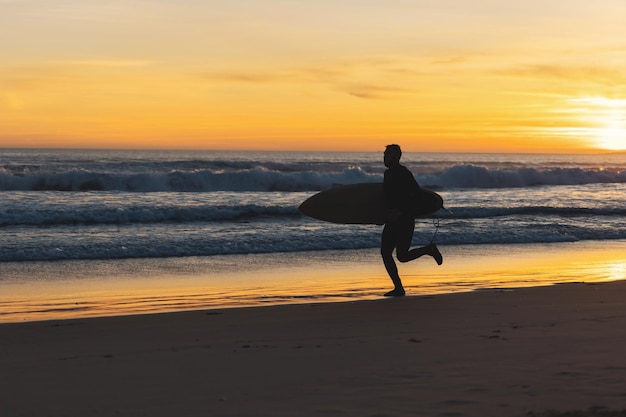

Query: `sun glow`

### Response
(596, 119, 626, 151)
(592, 98, 626, 151)
(588, 98, 626, 151)
(566, 98, 626, 151)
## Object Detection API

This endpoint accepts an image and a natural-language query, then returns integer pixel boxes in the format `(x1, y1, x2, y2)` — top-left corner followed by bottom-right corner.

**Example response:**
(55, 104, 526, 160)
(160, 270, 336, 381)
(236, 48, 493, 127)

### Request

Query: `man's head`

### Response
(384, 144, 402, 167)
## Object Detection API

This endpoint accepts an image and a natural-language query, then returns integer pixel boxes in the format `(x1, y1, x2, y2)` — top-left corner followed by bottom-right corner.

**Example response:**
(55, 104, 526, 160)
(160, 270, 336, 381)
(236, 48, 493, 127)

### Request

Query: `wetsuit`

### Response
(381, 163, 422, 289)
(383, 163, 421, 217)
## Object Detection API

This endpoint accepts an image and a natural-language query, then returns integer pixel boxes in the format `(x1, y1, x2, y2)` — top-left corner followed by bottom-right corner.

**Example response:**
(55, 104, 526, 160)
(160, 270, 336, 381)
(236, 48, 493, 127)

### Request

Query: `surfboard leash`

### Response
(429, 207, 453, 244)
(430, 217, 441, 244)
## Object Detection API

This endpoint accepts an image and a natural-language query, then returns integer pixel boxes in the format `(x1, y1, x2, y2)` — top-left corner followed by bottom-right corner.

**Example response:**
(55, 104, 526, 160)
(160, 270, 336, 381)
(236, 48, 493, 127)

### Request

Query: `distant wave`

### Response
(445, 206, 626, 219)
(0, 203, 301, 227)
(2, 164, 625, 192)
(0, 167, 378, 192)
(3, 202, 626, 228)
(420, 165, 626, 189)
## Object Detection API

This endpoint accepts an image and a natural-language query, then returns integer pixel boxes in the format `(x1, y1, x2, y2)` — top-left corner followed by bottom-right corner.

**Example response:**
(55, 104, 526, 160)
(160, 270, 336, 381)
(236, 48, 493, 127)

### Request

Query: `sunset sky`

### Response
(1, 0, 625, 152)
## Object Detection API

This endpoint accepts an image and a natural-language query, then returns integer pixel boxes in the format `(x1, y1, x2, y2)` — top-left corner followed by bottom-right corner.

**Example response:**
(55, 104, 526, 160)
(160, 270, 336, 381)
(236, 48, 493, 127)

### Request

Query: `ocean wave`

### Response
(0, 203, 301, 227)
(3, 219, 626, 262)
(444, 206, 626, 219)
(2, 200, 625, 228)
(2, 164, 626, 192)
(0, 166, 379, 192)
(420, 165, 626, 189)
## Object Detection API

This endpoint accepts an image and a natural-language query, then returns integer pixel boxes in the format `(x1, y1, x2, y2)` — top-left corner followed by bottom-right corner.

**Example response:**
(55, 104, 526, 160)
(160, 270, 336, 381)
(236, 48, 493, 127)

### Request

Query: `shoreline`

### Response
(2, 239, 626, 323)
(3, 280, 626, 416)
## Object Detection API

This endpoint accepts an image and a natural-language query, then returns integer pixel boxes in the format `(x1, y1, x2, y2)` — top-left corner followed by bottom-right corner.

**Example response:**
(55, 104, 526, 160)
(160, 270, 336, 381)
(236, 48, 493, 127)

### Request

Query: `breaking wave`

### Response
(1, 164, 626, 192)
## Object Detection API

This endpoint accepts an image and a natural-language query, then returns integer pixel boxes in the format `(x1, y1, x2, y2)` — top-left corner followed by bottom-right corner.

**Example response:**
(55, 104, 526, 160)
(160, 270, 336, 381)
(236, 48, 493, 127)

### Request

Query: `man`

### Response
(381, 144, 443, 297)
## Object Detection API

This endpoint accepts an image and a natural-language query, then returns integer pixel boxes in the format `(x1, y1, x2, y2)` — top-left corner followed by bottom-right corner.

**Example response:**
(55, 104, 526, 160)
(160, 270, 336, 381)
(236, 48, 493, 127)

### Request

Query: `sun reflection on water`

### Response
(591, 261, 626, 282)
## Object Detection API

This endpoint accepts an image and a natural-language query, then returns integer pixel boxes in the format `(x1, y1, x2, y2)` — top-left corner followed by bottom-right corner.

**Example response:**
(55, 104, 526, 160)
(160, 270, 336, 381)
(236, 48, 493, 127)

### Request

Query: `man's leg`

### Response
(381, 223, 405, 296)
(395, 218, 443, 265)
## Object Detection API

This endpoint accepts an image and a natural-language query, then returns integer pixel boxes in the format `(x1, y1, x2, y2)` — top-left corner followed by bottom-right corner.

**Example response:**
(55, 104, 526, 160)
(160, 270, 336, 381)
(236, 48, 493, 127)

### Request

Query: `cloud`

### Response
(203, 71, 289, 84)
(200, 65, 353, 85)
(429, 56, 470, 65)
(60, 60, 153, 68)
(200, 60, 421, 99)
(340, 83, 416, 100)
(0, 59, 155, 95)
(495, 64, 626, 85)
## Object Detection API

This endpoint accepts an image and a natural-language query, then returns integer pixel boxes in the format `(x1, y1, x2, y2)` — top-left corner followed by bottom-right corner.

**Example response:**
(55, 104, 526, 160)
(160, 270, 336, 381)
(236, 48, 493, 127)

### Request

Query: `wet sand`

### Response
(2, 279, 626, 416)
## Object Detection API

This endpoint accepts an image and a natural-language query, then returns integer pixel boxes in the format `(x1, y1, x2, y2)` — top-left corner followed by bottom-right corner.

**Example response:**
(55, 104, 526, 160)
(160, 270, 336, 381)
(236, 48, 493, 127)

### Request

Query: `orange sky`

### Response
(1, 0, 625, 152)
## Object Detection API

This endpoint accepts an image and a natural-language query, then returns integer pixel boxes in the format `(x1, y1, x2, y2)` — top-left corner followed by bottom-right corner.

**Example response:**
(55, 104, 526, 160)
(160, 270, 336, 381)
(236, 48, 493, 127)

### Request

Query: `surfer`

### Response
(381, 144, 443, 297)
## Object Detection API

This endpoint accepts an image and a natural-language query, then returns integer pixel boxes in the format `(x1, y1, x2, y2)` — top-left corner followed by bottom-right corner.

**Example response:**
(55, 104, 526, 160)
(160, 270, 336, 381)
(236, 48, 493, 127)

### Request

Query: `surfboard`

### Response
(298, 182, 443, 225)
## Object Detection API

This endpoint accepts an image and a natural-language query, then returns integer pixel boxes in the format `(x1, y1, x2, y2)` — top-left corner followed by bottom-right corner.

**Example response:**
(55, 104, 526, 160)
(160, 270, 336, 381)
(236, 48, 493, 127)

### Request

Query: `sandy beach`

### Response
(3, 276, 626, 417)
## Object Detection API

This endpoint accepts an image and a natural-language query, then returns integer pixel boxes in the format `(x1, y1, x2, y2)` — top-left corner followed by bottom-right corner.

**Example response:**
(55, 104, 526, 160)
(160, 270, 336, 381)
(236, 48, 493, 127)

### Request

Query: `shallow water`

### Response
(2, 240, 625, 323)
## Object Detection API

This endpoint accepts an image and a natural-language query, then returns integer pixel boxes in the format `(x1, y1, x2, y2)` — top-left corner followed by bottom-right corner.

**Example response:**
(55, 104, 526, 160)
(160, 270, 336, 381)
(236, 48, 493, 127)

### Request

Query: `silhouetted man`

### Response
(381, 144, 443, 297)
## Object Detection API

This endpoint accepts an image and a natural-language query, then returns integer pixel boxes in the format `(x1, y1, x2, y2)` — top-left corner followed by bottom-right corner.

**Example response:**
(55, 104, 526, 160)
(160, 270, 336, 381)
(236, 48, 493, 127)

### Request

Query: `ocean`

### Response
(2, 149, 626, 321)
